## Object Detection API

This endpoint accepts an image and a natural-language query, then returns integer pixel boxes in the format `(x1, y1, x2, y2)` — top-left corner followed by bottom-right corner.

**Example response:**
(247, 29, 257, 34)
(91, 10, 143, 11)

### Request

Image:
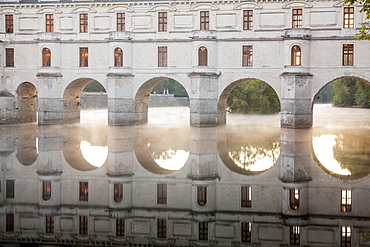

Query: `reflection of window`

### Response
(117, 13, 125, 31)
(343, 44, 354, 66)
(241, 186, 251, 207)
(157, 218, 167, 238)
(5, 48, 14, 67)
(341, 226, 351, 247)
(197, 186, 207, 206)
(291, 45, 301, 66)
(243, 10, 253, 30)
(79, 182, 88, 201)
(5, 15, 13, 33)
(289, 189, 300, 210)
(46, 216, 54, 233)
(199, 222, 208, 240)
(114, 183, 123, 203)
(157, 184, 167, 204)
(42, 181, 51, 201)
(79, 216, 88, 235)
(242, 45, 253, 67)
(158, 46, 167, 67)
(46, 14, 54, 32)
(6, 214, 14, 232)
(42, 48, 51, 67)
(198, 46, 208, 66)
(200, 11, 209, 30)
(292, 9, 302, 28)
(290, 226, 300, 245)
(79, 47, 88, 67)
(344, 7, 354, 28)
(6, 180, 14, 198)
(114, 48, 123, 67)
(341, 189, 352, 212)
(80, 14, 88, 33)
(158, 12, 167, 32)
(241, 222, 251, 242)
(116, 218, 125, 236)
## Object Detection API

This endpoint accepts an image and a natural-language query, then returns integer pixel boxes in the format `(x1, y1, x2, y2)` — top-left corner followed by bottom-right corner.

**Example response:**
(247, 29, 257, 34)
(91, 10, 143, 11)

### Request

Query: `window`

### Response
(79, 47, 88, 67)
(199, 222, 208, 240)
(241, 186, 252, 207)
(79, 216, 88, 235)
(157, 184, 167, 204)
(343, 44, 354, 66)
(341, 189, 352, 212)
(116, 218, 125, 236)
(158, 12, 167, 32)
(79, 182, 88, 201)
(290, 226, 300, 245)
(157, 218, 166, 238)
(198, 46, 208, 66)
(5, 48, 14, 67)
(200, 11, 209, 30)
(197, 186, 207, 206)
(158, 46, 168, 67)
(5, 15, 13, 33)
(292, 9, 302, 28)
(80, 14, 88, 33)
(114, 48, 123, 67)
(42, 48, 51, 67)
(291, 45, 301, 66)
(114, 183, 123, 203)
(6, 179, 14, 198)
(42, 181, 51, 200)
(46, 216, 54, 233)
(241, 222, 251, 242)
(46, 14, 54, 32)
(242, 45, 253, 67)
(341, 226, 351, 247)
(290, 189, 300, 210)
(243, 10, 253, 30)
(6, 214, 14, 232)
(117, 13, 125, 31)
(344, 7, 354, 28)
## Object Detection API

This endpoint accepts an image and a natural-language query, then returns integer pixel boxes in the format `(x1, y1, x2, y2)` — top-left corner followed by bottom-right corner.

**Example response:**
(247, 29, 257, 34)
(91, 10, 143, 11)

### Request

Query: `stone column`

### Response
(189, 72, 220, 127)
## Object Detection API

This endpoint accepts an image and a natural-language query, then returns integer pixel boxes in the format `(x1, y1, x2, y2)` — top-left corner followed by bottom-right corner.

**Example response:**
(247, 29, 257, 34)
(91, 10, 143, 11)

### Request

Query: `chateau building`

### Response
(0, 0, 369, 127)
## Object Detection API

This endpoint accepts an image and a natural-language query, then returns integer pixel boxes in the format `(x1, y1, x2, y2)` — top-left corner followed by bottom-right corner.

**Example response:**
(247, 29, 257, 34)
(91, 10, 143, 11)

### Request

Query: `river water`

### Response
(0, 104, 369, 246)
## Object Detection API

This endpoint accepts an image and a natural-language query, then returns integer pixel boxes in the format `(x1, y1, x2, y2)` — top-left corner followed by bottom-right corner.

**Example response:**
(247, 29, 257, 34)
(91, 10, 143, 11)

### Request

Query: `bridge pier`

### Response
(280, 72, 313, 129)
(189, 72, 220, 127)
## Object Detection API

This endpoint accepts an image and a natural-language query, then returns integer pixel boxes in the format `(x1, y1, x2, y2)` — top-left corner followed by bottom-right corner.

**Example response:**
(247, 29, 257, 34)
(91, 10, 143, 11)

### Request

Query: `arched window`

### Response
(42, 181, 51, 201)
(114, 183, 123, 203)
(291, 45, 301, 66)
(42, 48, 51, 67)
(198, 46, 208, 66)
(197, 186, 207, 206)
(289, 189, 300, 210)
(114, 47, 123, 67)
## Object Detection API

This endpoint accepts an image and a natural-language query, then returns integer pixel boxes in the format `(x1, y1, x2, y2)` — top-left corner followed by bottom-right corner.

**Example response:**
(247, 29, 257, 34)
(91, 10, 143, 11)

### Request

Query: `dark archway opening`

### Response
(16, 82, 38, 123)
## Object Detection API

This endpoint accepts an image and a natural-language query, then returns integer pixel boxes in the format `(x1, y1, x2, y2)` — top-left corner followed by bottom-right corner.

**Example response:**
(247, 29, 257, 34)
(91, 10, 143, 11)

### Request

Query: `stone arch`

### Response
(134, 76, 190, 123)
(63, 78, 106, 124)
(16, 82, 38, 123)
(218, 78, 281, 125)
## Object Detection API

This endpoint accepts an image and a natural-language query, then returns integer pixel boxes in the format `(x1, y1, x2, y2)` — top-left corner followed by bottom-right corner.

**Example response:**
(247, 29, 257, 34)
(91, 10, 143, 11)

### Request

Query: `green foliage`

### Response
(151, 79, 188, 97)
(83, 81, 106, 92)
(344, 0, 370, 39)
(361, 232, 370, 243)
(331, 78, 370, 108)
(316, 83, 333, 103)
(227, 80, 280, 114)
(355, 80, 370, 107)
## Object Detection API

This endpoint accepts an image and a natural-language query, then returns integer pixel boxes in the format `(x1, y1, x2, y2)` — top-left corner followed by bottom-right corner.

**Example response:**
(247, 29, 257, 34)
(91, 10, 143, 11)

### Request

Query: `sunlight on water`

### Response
(81, 109, 108, 125)
(80, 141, 108, 167)
(312, 134, 351, 175)
(150, 146, 189, 170)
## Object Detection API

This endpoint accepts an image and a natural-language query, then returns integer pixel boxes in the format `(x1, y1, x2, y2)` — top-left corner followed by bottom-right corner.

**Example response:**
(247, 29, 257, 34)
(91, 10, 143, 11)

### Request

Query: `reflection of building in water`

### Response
(0, 126, 369, 246)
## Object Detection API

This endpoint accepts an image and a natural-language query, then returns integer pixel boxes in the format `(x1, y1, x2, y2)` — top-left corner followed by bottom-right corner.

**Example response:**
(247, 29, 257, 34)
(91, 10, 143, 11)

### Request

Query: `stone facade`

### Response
(0, 0, 369, 127)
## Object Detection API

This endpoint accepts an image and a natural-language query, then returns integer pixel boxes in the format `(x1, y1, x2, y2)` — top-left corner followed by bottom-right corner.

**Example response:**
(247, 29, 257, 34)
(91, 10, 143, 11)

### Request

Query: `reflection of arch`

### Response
(63, 78, 106, 123)
(16, 82, 37, 123)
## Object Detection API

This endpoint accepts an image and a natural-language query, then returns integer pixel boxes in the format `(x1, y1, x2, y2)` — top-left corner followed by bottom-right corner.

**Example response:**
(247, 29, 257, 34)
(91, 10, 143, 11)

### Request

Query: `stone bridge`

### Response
(0, 0, 369, 128)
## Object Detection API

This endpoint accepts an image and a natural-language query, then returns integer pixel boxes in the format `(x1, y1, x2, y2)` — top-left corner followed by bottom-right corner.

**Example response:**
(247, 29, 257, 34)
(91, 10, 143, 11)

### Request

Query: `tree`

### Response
(83, 81, 106, 92)
(344, 0, 370, 39)
(355, 80, 370, 107)
(332, 78, 356, 107)
(151, 79, 188, 97)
